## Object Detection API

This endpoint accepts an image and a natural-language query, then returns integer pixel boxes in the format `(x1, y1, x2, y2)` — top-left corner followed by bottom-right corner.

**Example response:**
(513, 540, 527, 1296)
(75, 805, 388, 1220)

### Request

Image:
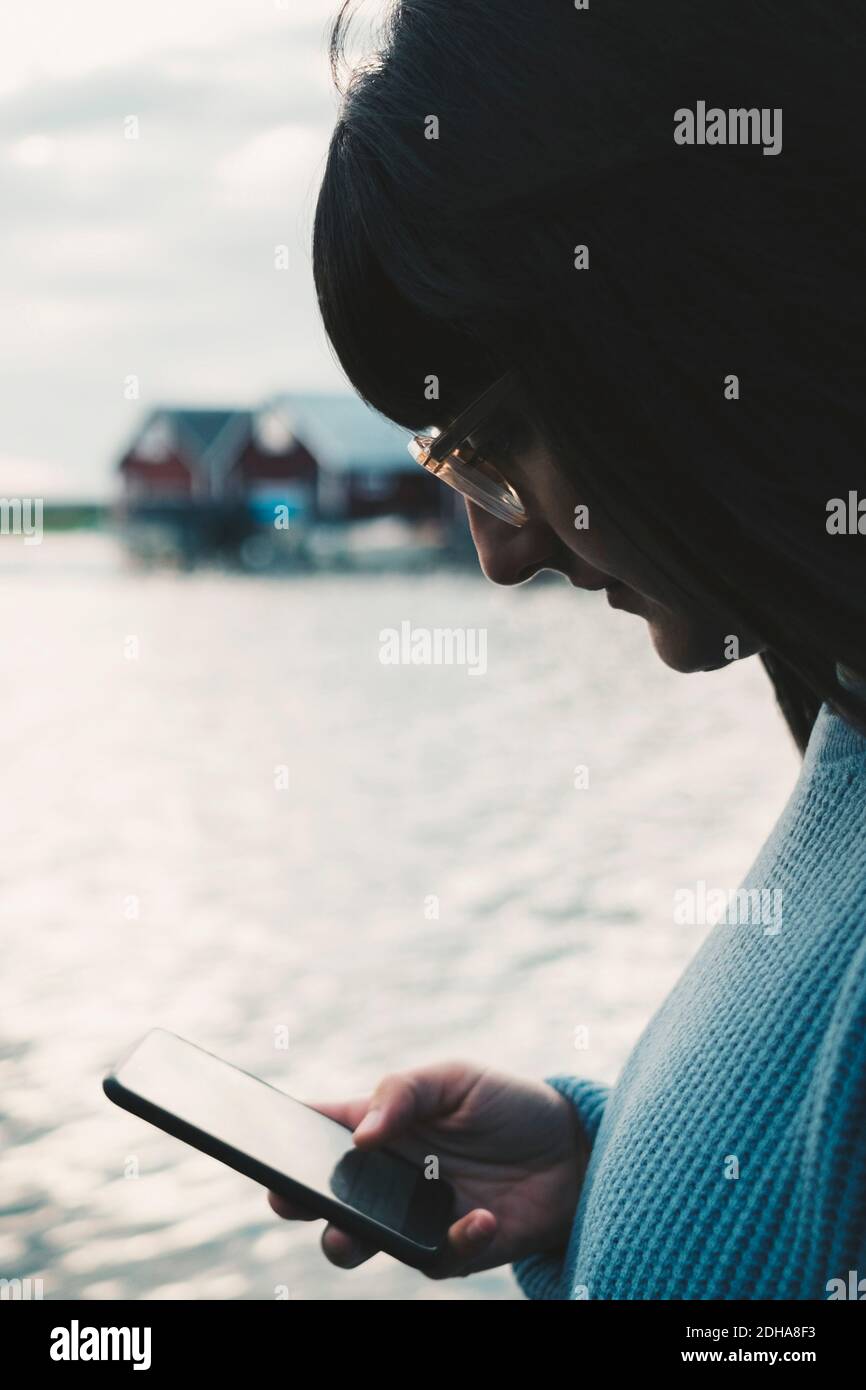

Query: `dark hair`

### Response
(314, 0, 866, 752)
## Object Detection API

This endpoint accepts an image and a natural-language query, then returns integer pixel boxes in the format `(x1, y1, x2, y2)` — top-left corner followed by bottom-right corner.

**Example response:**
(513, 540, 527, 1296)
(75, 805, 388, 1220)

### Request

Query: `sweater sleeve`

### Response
(803, 928, 866, 1293)
(512, 1074, 611, 1300)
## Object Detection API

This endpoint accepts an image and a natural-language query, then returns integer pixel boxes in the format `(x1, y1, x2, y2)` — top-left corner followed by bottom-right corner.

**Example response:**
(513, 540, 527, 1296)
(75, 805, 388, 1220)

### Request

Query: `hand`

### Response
(268, 1059, 588, 1279)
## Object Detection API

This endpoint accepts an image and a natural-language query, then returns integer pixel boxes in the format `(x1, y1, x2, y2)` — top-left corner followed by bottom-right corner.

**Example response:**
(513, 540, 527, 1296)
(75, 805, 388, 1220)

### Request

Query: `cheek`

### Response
(544, 488, 645, 586)
(553, 512, 619, 574)
(519, 453, 764, 674)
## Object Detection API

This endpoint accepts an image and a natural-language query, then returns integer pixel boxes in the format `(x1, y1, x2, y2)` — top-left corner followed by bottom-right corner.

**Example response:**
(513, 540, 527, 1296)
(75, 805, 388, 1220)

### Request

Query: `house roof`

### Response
(122, 407, 254, 489)
(170, 409, 252, 456)
(122, 396, 418, 481)
(270, 393, 415, 474)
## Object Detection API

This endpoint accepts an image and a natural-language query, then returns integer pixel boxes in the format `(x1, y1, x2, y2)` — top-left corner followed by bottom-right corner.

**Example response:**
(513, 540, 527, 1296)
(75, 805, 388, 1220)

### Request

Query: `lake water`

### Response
(0, 534, 797, 1300)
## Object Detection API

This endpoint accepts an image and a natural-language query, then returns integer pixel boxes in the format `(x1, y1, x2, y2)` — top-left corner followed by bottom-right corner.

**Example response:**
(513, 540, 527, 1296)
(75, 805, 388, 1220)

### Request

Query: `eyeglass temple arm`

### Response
(428, 370, 521, 461)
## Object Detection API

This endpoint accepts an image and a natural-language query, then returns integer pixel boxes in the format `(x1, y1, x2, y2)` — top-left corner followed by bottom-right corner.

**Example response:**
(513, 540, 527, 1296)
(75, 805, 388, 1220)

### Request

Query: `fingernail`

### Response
(354, 1108, 382, 1139)
(467, 1215, 493, 1243)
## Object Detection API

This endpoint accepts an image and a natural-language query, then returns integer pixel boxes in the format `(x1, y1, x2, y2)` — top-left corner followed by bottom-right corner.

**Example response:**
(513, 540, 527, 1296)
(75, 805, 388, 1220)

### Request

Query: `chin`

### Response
(647, 622, 730, 674)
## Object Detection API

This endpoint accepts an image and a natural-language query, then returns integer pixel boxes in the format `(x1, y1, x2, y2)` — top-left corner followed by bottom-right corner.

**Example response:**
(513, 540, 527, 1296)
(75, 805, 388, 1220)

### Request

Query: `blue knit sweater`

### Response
(514, 703, 866, 1300)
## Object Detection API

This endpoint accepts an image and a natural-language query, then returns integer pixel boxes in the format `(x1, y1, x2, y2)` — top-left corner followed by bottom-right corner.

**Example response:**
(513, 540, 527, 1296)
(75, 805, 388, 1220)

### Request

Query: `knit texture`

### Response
(513, 704, 866, 1299)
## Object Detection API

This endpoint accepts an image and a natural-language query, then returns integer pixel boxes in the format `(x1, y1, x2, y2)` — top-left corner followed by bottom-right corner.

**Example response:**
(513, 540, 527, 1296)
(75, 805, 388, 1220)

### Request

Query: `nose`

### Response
(465, 500, 607, 589)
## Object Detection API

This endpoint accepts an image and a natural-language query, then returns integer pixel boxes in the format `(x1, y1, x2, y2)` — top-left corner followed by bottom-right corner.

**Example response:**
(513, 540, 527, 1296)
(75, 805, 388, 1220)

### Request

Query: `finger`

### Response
(424, 1208, 498, 1279)
(321, 1223, 378, 1270)
(304, 1095, 372, 1131)
(267, 1096, 374, 1222)
(267, 1190, 318, 1222)
(445, 1208, 498, 1266)
(351, 1062, 481, 1148)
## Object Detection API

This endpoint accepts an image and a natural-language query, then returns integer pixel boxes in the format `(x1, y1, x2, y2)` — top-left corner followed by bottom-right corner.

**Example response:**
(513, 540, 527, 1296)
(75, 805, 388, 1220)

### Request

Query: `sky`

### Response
(0, 1, 382, 499)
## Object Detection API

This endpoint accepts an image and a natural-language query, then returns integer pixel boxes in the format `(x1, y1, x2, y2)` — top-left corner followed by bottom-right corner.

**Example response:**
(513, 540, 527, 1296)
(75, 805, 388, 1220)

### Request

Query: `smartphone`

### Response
(103, 1028, 456, 1271)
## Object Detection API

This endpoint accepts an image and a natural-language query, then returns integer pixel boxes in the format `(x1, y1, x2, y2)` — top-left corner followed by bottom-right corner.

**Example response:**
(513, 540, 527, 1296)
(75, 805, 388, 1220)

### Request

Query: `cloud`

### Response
(0, 3, 357, 498)
(0, 1, 337, 92)
(213, 123, 328, 214)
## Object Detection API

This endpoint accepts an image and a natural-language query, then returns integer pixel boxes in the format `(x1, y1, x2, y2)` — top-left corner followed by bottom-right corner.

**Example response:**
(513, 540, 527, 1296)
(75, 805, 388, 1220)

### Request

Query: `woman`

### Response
(270, 1, 866, 1297)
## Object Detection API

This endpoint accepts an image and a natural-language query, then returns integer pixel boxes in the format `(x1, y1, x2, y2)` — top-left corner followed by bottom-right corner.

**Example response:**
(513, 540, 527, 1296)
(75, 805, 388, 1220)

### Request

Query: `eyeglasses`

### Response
(407, 369, 528, 527)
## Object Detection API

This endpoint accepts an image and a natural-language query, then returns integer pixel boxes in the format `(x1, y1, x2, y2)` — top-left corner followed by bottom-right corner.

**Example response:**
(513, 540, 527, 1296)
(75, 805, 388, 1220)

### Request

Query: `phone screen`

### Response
(106, 1029, 454, 1256)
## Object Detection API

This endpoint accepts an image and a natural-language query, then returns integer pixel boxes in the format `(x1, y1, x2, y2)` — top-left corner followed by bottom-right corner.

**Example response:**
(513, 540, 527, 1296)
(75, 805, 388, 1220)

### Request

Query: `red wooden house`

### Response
(116, 396, 458, 563)
(118, 407, 318, 520)
(265, 393, 443, 523)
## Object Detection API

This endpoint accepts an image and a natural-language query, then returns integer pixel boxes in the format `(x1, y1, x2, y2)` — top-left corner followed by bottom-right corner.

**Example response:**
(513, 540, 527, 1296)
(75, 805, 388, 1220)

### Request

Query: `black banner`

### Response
(6, 1296, 863, 1374)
